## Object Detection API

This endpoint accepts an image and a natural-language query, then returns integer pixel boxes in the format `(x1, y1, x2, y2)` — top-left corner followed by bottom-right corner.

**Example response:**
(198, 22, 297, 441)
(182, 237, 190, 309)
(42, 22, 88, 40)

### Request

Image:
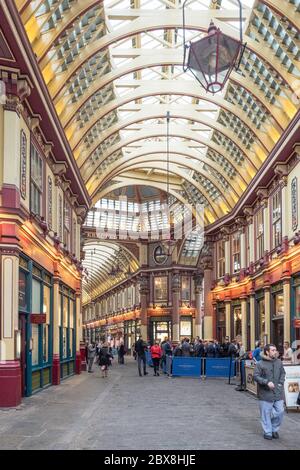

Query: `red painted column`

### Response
(80, 342, 87, 371)
(52, 354, 61, 386)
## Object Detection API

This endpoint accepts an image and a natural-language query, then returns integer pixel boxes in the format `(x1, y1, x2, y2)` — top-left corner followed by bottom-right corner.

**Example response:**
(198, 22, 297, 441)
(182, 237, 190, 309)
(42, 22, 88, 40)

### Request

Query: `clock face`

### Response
(153, 245, 168, 265)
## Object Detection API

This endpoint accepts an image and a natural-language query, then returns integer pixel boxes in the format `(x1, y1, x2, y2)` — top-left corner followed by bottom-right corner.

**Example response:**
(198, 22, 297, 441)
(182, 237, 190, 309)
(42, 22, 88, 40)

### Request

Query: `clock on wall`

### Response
(153, 245, 168, 265)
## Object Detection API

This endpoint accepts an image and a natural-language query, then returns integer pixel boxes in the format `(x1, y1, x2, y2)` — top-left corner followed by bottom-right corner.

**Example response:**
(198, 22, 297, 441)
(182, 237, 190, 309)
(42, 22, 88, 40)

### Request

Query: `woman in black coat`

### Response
(98, 343, 113, 378)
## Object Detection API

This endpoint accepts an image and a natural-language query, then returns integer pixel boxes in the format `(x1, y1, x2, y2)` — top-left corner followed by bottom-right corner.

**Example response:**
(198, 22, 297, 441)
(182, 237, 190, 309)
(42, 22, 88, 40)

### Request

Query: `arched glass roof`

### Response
(17, 0, 300, 224)
(82, 240, 140, 303)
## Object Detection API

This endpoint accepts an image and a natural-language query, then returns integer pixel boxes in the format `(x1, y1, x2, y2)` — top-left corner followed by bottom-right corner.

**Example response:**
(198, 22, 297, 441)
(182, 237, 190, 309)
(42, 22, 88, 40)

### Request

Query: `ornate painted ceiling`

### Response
(15, 0, 300, 301)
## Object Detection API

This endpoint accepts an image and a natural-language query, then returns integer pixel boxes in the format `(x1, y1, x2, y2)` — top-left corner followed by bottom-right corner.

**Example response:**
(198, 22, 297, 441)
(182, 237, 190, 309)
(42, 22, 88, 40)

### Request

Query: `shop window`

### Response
(59, 285, 76, 366)
(233, 306, 242, 338)
(257, 298, 265, 342)
(181, 276, 190, 301)
(32, 278, 41, 313)
(217, 240, 225, 278)
(154, 277, 168, 302)
(31, 324, 39, 366)
(272, 191, 282, 249)
(295, 286, 300, 318)
(232, 233, 241, 273)
(19, 270, 27, 310)
(274, 292, 284, 317)
(255, 209, 264, 260)
(30, 144, 43, 216)
(43, 285, 51, 363)
(180, 318, 192, 339)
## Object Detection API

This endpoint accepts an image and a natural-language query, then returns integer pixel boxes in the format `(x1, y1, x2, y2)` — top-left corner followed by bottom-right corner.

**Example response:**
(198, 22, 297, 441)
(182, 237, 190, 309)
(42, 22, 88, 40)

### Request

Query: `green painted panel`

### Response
(32, 370, 41, 391)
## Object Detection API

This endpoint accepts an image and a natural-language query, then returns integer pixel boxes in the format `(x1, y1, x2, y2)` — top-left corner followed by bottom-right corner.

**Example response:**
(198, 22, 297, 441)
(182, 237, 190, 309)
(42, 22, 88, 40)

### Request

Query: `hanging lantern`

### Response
(183, 1, 246, 93)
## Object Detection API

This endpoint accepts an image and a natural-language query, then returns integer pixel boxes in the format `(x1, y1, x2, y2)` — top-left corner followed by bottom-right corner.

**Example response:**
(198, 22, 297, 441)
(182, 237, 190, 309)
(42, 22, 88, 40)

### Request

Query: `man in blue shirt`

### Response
(253, 341, 263, 362)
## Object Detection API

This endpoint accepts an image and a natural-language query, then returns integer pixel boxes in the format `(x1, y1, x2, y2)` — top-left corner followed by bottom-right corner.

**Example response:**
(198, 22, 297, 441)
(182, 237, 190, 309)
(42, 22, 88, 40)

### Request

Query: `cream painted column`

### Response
(241, 298, 248, 348)
(172, 272, 181, 342)
(225, 300, 231, 339)
(194, 272, 203, 339)
(250, 295, 256, 350)
(52, 277, 61, 385)
(139, 275, 149, 340)
(225, 239, 231, 275)
(280, 178, 288, 239)
(0, 252, 19, 362)
(283, 280, 291, 343)
(264, 288, 271, 344)
(0, 249, 21, 407)
(263, 201, 270, 253)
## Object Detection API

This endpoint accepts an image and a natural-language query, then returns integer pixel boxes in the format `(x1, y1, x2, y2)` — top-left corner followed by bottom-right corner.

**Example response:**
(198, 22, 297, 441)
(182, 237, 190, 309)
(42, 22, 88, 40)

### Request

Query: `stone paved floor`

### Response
(0, 358, 300, 450)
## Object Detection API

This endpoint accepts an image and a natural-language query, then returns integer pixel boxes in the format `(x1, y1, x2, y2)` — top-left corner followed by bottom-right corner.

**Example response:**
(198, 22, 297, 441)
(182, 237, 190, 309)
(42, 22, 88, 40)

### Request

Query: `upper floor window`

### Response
(246, 225, 250, 266)
(272, 191, 282, 249)
(154, 277, 168, 302)
(217, 240, 225, 278)
(64, 200, 71, 250)
(181, 276, 190, 301)
(30, 144, 43, 216)
(232, 233, 241, 273)
(255, 209, 264, 260)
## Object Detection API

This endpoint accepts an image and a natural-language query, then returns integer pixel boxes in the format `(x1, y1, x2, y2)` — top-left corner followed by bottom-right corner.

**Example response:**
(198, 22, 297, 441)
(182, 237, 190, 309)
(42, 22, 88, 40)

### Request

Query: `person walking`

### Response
(135, 336, 148, 377)
(98, 342, 113, 378)
(253, 344, 286, 440)
(118, 343, 126, 365)
(87, 342, 96, 373)
(151, 340, 162, 376)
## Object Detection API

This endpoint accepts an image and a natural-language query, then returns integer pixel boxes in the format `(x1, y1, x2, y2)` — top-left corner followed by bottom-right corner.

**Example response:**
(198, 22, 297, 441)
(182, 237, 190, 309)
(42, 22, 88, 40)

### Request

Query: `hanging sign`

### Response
(30, 314, 46, 324)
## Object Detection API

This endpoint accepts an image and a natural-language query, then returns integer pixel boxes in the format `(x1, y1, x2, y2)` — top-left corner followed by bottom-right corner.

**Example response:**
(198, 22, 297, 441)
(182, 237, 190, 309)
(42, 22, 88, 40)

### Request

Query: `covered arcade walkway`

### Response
(0, 359, 300, 450)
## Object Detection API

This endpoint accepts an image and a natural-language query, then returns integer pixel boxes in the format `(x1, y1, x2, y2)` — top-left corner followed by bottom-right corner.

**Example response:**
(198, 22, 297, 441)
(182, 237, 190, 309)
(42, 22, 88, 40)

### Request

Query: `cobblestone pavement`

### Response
(0, 358, 300, 450)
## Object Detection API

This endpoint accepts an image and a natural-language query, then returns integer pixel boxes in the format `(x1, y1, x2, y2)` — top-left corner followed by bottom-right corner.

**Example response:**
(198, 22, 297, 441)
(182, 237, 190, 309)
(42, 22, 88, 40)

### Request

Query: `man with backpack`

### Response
(135, 336, 148, 377)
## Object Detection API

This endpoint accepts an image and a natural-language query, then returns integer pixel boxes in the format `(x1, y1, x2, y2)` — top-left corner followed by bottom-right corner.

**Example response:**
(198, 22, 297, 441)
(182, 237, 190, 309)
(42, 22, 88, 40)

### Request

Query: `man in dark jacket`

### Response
(135, 336, 148, 376)
(253, 344, 286, 440)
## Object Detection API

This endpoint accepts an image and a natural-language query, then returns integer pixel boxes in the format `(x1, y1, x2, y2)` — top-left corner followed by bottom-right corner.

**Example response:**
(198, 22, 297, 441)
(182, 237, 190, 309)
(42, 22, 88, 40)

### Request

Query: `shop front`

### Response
(150, 317, 172, 344)
(180, 316, 193, 341)
(255, 290, 265, 344)
(271, 283, 284, 355)
(124, 320, 141, 351)
(231, 300, 242, 340)
(59, 284, 76, 380)
(216, 302, 226, 343)
(19, 256, 53, 396)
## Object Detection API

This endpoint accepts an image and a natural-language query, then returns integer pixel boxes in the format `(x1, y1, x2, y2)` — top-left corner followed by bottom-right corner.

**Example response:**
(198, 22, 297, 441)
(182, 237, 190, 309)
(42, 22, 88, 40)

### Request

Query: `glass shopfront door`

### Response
(151, 319, 171, 344)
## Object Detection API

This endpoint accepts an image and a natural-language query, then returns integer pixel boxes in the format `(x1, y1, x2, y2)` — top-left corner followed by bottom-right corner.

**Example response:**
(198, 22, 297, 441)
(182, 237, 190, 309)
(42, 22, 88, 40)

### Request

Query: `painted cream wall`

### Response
(3, 110, 20, 187)
(19, 116, 30, 211)
(0, 105, 4, 189)
(287, 162, 300, 239)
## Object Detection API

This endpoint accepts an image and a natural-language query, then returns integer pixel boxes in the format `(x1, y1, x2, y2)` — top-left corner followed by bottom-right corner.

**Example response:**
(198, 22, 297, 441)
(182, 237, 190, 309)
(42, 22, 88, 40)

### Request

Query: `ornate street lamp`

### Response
(183, 0, 246, 93)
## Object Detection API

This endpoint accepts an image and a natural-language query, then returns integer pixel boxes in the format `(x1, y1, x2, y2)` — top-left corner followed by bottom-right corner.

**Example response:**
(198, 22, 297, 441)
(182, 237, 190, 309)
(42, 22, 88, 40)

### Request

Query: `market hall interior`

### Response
(0, 0, 300, 450)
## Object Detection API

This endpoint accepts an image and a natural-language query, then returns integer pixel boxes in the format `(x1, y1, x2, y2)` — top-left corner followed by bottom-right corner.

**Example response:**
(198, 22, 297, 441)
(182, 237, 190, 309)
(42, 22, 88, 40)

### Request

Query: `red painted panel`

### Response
(0, 361, 22, 407)
(52, 354, 60, 386)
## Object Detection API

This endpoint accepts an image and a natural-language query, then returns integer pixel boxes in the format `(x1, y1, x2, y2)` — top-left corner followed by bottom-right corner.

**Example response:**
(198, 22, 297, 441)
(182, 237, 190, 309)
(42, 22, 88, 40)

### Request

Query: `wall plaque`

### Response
(30, 314, 46, 324)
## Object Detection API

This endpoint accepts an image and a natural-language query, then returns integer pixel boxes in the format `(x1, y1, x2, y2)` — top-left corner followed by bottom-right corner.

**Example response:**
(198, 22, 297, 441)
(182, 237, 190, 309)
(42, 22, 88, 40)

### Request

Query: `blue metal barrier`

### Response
(172, 357, 202, 377)
(204, 357, 236, 378)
